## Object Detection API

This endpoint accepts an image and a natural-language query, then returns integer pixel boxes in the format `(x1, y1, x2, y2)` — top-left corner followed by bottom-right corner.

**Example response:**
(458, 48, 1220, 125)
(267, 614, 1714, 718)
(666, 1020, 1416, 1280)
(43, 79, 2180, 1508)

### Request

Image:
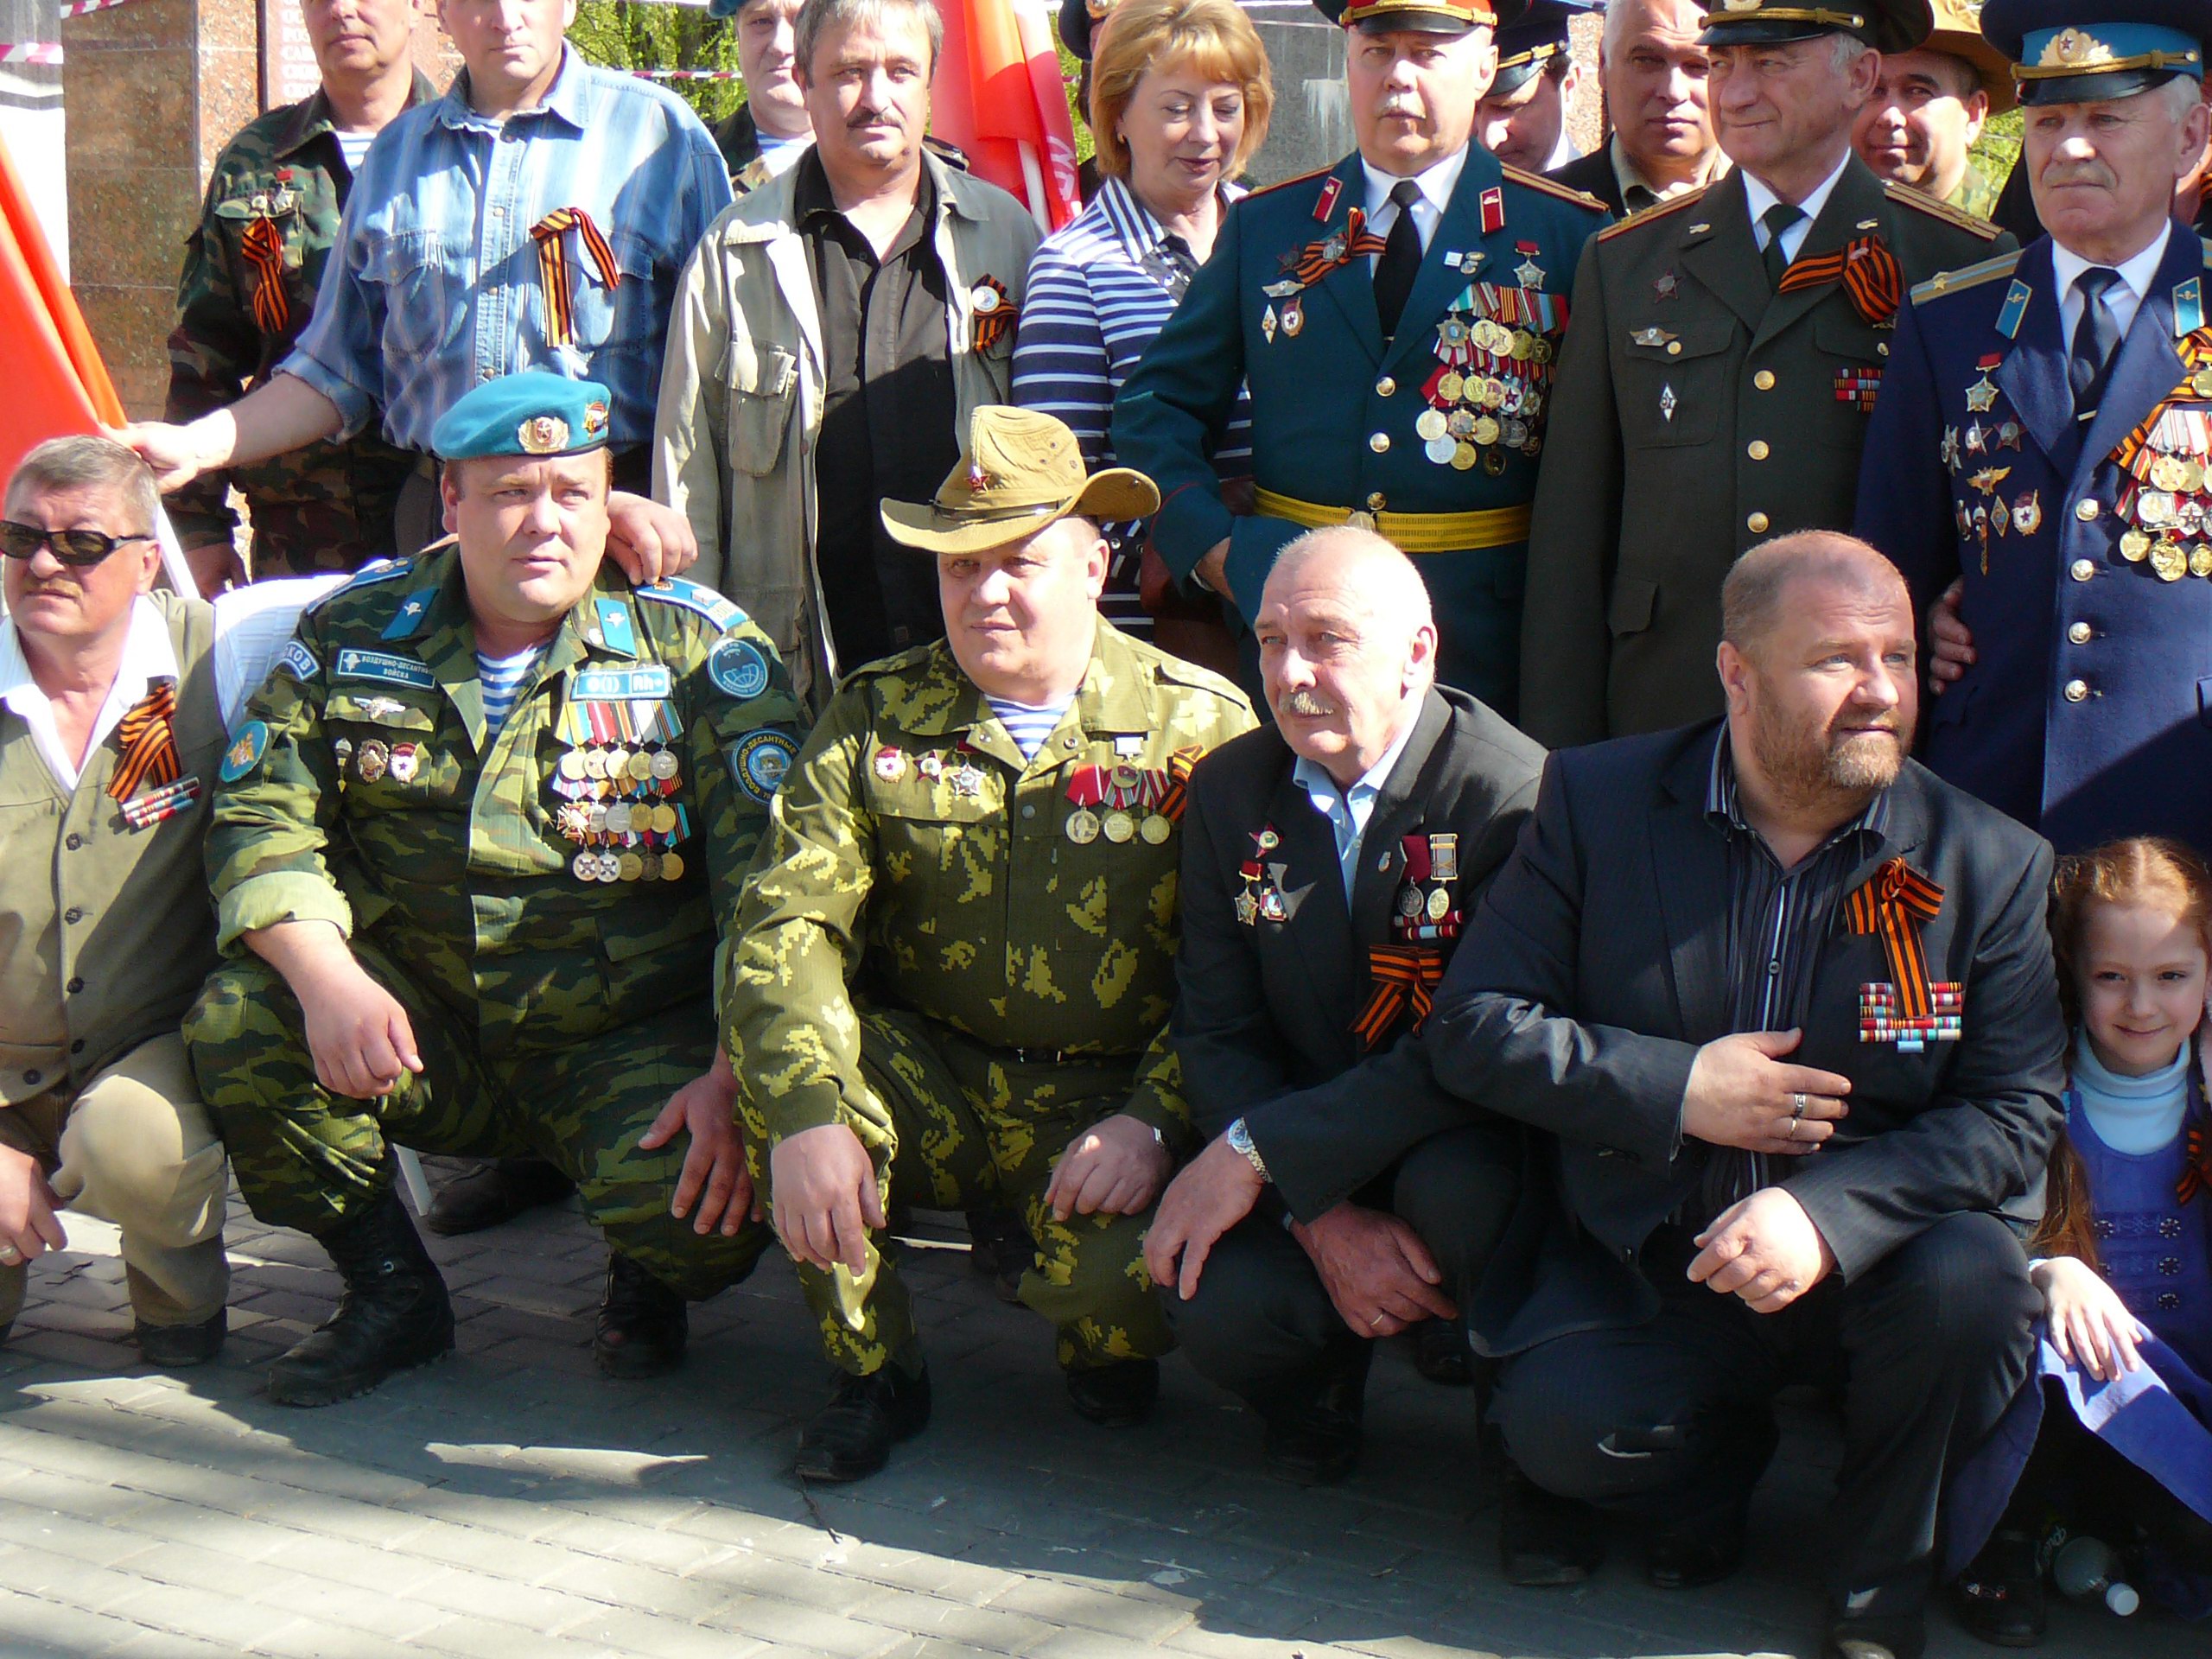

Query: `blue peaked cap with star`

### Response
(429, 370, 613, 462)
(1983, 0, 2208, 105)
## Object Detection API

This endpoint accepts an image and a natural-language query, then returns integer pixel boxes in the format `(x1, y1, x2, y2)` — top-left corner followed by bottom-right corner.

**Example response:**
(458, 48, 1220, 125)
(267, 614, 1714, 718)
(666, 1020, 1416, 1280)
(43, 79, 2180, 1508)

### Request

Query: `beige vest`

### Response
(0, 594, 224, 1103)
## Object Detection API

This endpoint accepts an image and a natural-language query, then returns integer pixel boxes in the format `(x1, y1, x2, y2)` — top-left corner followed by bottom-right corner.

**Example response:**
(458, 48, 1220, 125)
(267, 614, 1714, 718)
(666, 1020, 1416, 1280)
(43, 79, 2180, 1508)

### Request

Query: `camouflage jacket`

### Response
(207, 550, 804, 1055)
(164, 79, 435, 573)
(1946, 162, 2001, 226)
(722, 621, 1255, 1147)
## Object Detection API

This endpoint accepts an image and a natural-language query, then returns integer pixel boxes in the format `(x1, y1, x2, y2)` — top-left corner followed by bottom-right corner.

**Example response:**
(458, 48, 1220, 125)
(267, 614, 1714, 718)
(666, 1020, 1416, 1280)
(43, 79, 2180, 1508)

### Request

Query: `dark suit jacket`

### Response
(1173, 686, 1544, 1219)
(1547, 147, 1625, 218)
(1421, 721, 2065, 1355)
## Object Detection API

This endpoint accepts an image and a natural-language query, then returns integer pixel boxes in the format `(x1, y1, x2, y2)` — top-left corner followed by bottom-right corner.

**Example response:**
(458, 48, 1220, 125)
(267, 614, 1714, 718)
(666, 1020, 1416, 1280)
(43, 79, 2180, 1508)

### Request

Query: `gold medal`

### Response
(1471, 416, 1501, 447)
(1437, 370, 1465, 404)
(356, 740, 389, 783)
(1426, 886, 1452, 921)
(2179, 457, 2207, 494)
(2193, 545, 2212, 578)
(1066, 808, 1101, 844)
(1508, 329, 1535, 362)
(1139, 813, 1171, 844)
(605, 746, 631, 780)
(583, 747, 608, 781)
(2195, 368, 2212, 397)
(651, 803, 678, 835)
(2121, 529, 2152, 562)
(628, 751, 656, 784)
(617, 852, 645, 882)
(1414, 409, 1449, 442)
(1103, 810, 1135, 843)
(1530, 336, 1555, 365)
(2151, 454, 2188, 492)
(559, 750, 587, 781)
(660, 851, 685, 881)
(2152, 537, 2189, 581)
(1451, 442, 1478, 470)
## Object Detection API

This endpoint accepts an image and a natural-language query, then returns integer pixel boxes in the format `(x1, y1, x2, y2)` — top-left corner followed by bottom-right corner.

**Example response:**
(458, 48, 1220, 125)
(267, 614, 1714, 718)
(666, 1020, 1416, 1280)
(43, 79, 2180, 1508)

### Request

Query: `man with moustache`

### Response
(1857, 0, 2212, 855)
(1433, 533, 2061, 1659)
(657, 0, 1041, 707)
(1548, 0, 1728, 216)
(1849, 0, 2012, 219)
(1114, 0, 1608, 718)
(708, 0, 815, 193)
(1142, 526, 1543, 1484)
(1517, 0, 2012, 750)
(1476, 0, 1593, 175)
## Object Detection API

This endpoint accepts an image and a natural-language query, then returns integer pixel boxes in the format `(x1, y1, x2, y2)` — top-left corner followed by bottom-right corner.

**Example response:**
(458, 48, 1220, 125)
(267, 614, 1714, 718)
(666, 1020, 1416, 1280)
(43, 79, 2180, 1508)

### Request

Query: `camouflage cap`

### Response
(429, 369, 612, 462)
(879, 406, 1160, 556)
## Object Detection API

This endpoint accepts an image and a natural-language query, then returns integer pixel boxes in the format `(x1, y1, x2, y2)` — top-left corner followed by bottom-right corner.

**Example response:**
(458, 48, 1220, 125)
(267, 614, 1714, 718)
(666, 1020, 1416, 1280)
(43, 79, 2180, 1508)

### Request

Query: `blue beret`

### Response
(429, 371, 612, 462)
(1984, 0, 2207, 104)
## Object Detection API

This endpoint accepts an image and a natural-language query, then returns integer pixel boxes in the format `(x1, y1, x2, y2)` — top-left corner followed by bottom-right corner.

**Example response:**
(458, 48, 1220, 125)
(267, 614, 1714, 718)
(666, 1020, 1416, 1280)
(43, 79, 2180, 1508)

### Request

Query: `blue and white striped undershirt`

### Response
(478, 643, 549, 741)
(986, 693, 1074, 762)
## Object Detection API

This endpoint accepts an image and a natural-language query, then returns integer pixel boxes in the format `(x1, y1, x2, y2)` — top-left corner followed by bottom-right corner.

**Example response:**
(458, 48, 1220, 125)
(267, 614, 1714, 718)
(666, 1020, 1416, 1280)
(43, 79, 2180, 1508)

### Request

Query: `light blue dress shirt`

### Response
(1288, 713, 1422, 901)
(281, 48, 734, 454)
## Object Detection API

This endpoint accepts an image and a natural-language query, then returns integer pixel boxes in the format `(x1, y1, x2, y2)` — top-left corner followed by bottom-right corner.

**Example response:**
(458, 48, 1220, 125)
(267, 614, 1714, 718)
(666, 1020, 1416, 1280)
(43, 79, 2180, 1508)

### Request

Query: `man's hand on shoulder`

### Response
(1927, 577, 1973, 694)
(1681, 1029, 1849, 1155)
(1143, 1131, 1264, 1299)
(607, 493, 700, 586)
(1688, 1186, 1835, 1313)
(1046, 1112, 1171, 1222)
(1291, 1202, 1457, 1339)
(768, 1121, 884, 1276)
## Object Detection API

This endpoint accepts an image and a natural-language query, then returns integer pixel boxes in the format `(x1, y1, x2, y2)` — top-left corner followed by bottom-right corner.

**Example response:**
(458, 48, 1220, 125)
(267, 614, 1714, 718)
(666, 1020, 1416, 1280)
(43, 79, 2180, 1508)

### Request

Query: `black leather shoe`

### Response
(964, 1207, 1029, 1305)
(270, 1189, 454, 1407)
(1500, 1465, 1605, 1586)
(1645, 1508, 1746, 1589)
(1823, 1607, 1928, 1659)
(794, 1361, 932, 1482)
(1262, 1360, 1366, 1484)
(1951, 1529, 2047, 1648)
(423, 1158, 575, 1236)
(134, 1308, 226, 1368)
(1412, 1319, 1473, 1386)
(1066, 1358, 1158, 1427)
(594, 1253, 688, 1378)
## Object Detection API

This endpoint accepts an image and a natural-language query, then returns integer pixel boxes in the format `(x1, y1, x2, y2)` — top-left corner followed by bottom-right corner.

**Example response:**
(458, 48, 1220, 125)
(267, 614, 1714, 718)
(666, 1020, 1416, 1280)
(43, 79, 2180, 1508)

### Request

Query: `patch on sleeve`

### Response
(638, 576, 747, 632)
(219, 719, 270, 783)
(728, 728, 798, 802)
(276, 640, 319, 682)
(707, 637, 772, 700)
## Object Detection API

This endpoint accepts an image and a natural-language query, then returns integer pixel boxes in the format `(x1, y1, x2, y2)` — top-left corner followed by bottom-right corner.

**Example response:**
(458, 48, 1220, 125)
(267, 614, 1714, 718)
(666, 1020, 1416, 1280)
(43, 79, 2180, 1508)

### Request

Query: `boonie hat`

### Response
(880, 407, 1160, 556)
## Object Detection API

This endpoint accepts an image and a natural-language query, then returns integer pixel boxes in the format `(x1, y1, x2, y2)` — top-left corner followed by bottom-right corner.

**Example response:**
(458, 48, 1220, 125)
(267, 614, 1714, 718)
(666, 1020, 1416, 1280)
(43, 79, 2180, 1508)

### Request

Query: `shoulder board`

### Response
(1243, 162, 1337, 204)
(1499, 163, 1607, 214)
(1910, 249, 2023, 305)
(1884, 181, 2003, 241)
(1596, 185, 1708, 242)
(636, 577, 747, 631)
(2201, 237, 2212, 266)
(305, 556, 412, 613)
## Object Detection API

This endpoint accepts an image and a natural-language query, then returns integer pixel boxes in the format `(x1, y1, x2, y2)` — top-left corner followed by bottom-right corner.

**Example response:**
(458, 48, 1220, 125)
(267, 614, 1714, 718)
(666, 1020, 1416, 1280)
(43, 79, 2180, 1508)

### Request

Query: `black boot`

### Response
(423, 1158, 575, 1236)
(1645, 1502, 1747, 1589)
(794, 1359, 932, 1482)
(134, 1309, 227, 1368)
(1951, 1529, 2047, 1648)
(1261, 1344, 1370, 1485)
(1066, 1357, 1158, 1427)
(594, 1251, 688, 1378)
(270, 1189, 454, 1407)
(1412, 1317, 1473, 1386)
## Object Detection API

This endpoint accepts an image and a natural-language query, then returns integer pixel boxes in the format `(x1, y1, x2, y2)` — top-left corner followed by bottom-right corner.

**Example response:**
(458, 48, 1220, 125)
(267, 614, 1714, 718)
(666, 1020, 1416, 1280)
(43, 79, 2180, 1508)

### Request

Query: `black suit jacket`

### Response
(1173, 687, 1545, 1218)
(1422, 721, 2065, 1354)
(1546, 147, 1625, 218)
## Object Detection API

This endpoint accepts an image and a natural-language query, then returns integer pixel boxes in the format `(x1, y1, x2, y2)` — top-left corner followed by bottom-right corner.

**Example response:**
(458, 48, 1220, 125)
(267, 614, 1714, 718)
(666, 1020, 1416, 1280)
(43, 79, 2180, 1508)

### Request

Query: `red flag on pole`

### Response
(0, 128, 127, 482)
(931, 0, 1081, 232)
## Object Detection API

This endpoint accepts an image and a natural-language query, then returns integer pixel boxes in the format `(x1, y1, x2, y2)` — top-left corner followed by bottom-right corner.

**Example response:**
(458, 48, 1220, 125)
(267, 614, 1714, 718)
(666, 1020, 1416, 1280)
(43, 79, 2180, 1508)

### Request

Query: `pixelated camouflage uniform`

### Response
(185, 550, 803, 1298)
(722, 622, 1255, 1372)
(164, 81, 434, 575)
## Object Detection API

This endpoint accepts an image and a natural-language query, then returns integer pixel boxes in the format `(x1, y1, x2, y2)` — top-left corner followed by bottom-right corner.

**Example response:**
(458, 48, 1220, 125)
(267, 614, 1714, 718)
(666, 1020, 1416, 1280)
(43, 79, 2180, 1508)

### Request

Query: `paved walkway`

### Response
(0, 1164, 2183, 1658)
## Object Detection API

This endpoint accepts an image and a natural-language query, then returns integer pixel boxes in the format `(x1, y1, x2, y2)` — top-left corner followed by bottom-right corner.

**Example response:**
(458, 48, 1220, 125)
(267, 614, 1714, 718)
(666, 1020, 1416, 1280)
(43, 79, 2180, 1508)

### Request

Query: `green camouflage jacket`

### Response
(722, 621, 1255, 1147)
(164, 79, 435, 574)
(207, 550, 803, 1056)
(1946, 162, 2001, 226)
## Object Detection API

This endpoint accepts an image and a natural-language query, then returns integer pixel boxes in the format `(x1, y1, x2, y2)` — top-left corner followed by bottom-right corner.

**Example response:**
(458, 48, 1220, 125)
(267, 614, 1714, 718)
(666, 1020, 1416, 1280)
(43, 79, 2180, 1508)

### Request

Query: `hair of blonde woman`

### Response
(1088, 0, 1274, 183)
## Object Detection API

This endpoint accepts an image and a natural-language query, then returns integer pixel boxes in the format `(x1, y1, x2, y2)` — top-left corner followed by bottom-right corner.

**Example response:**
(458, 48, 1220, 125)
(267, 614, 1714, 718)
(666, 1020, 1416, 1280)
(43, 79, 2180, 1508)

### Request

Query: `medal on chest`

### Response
(2111, 330, 2212, 583)
(550, 691, 689, 882)
(1847, 859, 1963, 1052)
(1415, 281, 1567, 474)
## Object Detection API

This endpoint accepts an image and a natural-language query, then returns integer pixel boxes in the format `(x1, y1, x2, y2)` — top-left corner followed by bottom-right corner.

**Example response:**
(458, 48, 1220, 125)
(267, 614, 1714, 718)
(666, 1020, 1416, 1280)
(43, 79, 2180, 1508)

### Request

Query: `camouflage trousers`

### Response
(185, 941, 770, 1300)
(739, 1005, 1170, 1376)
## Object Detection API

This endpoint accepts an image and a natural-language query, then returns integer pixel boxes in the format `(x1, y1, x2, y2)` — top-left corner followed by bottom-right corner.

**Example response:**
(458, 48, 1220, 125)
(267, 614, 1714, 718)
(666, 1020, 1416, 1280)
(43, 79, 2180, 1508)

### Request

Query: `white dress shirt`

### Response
(0, 595, 179, 792)
(1742, 150, 1853, 267)
(1361, 147, 1470, 268)
(1289, 710, 1423, 901)
(2053, 221, 2172, 353)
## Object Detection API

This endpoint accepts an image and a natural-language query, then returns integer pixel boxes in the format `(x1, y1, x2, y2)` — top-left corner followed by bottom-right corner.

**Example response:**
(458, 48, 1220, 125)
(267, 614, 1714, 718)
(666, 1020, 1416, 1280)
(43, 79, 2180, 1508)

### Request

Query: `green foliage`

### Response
(569, 3, 747, 126)
(1972, 105, 2023, 188)
(1059, 42, 1096, 164)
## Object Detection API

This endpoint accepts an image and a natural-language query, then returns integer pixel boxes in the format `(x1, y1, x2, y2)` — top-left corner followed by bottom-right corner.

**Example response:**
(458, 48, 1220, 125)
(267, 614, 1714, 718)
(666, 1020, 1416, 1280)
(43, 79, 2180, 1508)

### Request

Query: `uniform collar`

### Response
(893, 621, 1160, 753)
(1739, 147, 1851, 237)
(2050, 219, 2173, 315)
(275, 70, 439, 158)
(1360, 145, 1468, 226)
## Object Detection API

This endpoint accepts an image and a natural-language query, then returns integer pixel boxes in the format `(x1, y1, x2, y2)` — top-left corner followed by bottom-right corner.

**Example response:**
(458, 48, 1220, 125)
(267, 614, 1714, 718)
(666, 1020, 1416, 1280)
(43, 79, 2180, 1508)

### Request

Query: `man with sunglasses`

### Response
(0, 438, 234, 1368)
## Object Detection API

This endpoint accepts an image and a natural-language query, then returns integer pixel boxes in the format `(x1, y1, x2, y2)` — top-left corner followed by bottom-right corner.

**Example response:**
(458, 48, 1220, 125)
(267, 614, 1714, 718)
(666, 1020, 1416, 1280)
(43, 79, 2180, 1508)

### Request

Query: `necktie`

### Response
(2069, 265, 2122, 416)
(1760, 201, 1806, 292)
(1374, 180, 1424, 339)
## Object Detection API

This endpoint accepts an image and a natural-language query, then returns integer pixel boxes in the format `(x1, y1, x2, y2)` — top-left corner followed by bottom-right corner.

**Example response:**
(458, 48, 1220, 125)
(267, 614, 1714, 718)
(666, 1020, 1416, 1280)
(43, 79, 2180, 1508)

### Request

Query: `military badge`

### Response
(276, 641, 319, 683)
(969, 277, 1016, 353)
(919, 751, 943, 781)
(874, 746, 906, 781)
(1630, 327, 1676, 349)
(1941, 427, 1961, 473)
(389, 742, 422, 784)
(1660, 383, 1677, 423)
(1312, 175, 1343, 223)
(1513, 242, 1546, 289)
(356, 739, 391, 783)
(731, 729, 798, 802)
(219, 720, 269, 783)
(1967, 466, 2012, 497)
(583, 400, 610, 441)
(1281, 298, 1305, 339)
(518, 415, 570, 454)
(1262, 304, 1278, 344)
(1654, 270, 1679, 302)
(708, 637, 772, 700)
(1965, 374, 1999, 413)
(2012, 490, 2041, 536)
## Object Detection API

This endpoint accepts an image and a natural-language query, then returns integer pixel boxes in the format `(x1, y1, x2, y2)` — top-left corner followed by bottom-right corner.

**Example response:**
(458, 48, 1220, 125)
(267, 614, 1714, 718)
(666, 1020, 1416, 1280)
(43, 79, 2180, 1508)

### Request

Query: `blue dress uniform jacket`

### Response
(1856, 224, 2212, 853)
(1112, 144, 1607, 718)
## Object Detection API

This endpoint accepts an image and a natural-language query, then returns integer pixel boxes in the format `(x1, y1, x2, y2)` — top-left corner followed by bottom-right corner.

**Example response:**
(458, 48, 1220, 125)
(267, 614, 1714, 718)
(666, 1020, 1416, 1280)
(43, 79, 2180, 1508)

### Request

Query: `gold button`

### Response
(1366, 492, 1387, 512)
(2069, 621, 2093, 644)
(2071, 558, 2096, 581)
(1878, 342, 1890, 357)
(1747, 440, 1770, 461)
(2064, 678, 2089, 702)
(1754, 370, 1776, 391)
(1369, 432, 1389, 454)
(1747, 512, 1770, 534)
(2075, 499, 2100, 522)
(1666, 341, 1682, 356)
(1376, 377, 1395, 397)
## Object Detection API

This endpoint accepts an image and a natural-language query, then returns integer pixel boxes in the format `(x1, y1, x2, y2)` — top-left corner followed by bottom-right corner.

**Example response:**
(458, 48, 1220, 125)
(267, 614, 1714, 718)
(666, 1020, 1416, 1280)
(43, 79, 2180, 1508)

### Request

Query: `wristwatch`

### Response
(1225, 1116, 1271, 1183)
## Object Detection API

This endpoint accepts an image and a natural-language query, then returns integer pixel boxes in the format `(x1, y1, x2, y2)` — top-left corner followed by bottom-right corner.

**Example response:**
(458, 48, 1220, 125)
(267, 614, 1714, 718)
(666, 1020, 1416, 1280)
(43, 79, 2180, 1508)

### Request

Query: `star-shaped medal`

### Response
(1965, 374, 1999, 413)
(1654, 270, 1679, 302)
(1516, 255, 1547, 289)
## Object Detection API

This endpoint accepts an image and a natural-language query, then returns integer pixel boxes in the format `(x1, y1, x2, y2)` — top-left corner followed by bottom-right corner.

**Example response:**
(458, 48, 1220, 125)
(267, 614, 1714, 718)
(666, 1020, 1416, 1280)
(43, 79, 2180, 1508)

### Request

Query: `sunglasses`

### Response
(0, 522, 158, 567)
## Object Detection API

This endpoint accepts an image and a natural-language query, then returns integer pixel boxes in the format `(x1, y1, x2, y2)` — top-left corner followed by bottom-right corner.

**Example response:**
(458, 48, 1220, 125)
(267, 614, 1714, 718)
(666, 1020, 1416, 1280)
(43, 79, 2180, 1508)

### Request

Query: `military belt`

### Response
(1251, 488, 1533, 553)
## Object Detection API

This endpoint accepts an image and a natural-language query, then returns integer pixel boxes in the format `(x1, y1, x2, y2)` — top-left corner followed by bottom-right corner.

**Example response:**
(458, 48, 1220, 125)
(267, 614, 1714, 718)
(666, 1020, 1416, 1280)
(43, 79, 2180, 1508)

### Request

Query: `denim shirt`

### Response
(280, 48, 734, 453)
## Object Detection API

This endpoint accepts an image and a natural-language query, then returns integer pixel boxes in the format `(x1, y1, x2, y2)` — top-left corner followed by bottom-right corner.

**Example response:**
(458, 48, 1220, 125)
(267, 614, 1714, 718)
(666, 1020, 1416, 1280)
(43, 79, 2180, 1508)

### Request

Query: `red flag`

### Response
(931, 0, 1081, 231)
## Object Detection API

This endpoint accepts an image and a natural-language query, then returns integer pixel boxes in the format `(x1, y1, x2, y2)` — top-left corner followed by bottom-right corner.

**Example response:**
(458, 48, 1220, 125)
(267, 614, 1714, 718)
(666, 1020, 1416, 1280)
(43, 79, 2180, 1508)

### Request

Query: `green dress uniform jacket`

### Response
(1517, 158, 2011, 747)
(163, 79, 435, 574)
(1112, 143, 1608, 718)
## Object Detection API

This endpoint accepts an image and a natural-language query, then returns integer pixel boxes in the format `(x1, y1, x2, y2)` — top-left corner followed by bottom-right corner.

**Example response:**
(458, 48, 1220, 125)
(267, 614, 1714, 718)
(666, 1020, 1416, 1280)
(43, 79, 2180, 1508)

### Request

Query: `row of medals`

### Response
(1065, 763, 1174, 847)
(554, 741, 690, 883)
(1420, 317, 1554, 474)
(2120, 437, 2212, 582)
(333, 735, 418, 785)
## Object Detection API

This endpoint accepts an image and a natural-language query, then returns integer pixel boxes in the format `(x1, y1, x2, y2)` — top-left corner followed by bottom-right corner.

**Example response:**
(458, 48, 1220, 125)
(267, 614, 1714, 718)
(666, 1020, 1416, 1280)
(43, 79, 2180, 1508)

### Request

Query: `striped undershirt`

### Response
(478, 642, 549, 741)
(986, 693, 1074, 762)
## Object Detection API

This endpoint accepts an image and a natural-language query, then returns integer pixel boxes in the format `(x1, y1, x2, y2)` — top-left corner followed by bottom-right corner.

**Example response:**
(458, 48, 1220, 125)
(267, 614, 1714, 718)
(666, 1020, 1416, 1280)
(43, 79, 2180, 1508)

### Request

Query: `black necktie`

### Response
(1760, 201, 1805, 291)
(2069, 266, 2122, 416)
(1374, 180, 1423, 339)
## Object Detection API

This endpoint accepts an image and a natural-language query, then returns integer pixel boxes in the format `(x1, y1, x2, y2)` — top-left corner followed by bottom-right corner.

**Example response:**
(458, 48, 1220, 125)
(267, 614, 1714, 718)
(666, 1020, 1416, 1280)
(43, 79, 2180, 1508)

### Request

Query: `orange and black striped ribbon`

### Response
(971, 276, 1017, 353)
(108, 681, 181, 802)
(2179, 1120, 2212, 1205)
(1154, 745, 1204, 822)
(531, 207, 622, 348)
(240, 214, 289, 335)
(1778, 234, 1904, 327)
(1843, 857, 1944, 1020)
(1291, 209, 1388, 289)
(2113, 327, 2212, 476)
(1351, 944, 1445, 1050)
